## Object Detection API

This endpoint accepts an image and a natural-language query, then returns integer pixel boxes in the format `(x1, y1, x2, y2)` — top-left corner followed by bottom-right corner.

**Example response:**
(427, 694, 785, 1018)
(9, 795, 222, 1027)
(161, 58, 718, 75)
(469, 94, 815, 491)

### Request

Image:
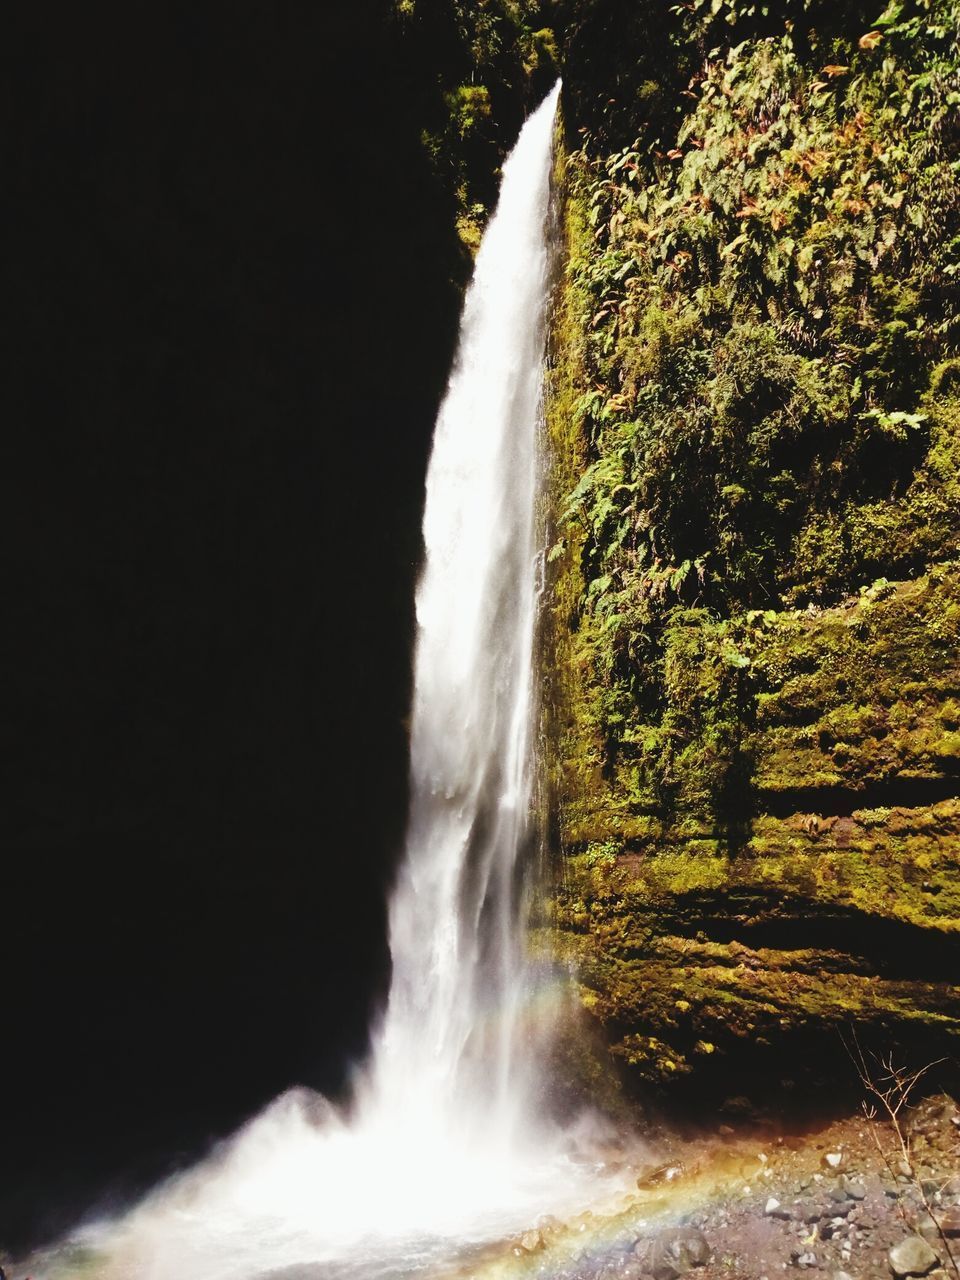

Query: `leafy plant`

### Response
(552, 0, 960, 815)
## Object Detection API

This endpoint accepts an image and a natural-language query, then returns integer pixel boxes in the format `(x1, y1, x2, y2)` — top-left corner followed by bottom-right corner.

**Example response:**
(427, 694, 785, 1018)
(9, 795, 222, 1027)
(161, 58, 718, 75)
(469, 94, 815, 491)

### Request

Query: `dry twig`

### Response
(842, 1031, 959, 1280)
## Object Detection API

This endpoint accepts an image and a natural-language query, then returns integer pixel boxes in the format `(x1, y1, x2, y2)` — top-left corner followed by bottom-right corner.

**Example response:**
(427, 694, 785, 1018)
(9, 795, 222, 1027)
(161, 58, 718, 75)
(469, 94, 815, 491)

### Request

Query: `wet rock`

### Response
(637, 1162, 686, 1190)
(888, 1236, 939, 1277)
(518, 1228, 545, 1253)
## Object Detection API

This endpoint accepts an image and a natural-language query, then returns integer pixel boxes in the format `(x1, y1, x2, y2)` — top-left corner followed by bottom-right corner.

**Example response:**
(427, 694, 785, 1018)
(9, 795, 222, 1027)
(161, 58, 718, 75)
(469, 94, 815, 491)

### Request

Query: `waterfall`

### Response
(44, 82, 619, 1280)
(359, 78, 561, 1152)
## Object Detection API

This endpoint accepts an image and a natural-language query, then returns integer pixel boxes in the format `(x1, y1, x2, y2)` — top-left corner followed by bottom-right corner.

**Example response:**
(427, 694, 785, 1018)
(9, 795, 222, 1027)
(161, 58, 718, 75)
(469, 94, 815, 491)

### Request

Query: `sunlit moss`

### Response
(541, 1, 960, 1098)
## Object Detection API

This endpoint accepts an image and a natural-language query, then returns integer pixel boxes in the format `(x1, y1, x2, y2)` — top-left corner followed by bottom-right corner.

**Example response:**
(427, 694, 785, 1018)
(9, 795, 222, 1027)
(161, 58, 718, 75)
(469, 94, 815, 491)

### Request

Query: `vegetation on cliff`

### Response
(542, 0, 960, 1101)
(393, 0, 558, 249)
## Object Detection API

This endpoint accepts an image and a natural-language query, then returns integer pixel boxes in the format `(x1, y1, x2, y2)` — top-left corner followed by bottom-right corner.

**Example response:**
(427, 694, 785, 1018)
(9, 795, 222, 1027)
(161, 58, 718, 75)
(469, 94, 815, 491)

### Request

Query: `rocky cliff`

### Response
(540, 0, 960, 1106)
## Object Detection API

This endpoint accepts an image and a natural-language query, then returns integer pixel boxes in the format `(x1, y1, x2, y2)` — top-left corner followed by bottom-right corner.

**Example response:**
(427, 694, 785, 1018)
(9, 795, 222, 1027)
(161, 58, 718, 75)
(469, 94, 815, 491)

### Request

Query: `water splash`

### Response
(35, 83, 625, 1280)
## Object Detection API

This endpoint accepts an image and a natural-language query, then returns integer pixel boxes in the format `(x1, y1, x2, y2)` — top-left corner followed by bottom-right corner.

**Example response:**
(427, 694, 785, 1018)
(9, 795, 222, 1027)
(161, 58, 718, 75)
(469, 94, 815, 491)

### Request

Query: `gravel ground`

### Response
(477, 1094, 960, 1280)
(6, 1098, 958, 1280)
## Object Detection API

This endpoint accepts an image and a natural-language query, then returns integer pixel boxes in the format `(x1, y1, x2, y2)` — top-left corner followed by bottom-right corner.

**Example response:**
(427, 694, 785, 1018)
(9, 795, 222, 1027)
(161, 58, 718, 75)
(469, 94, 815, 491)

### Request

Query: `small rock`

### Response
(824, 1153, 843, 1170)
(619, 1263, 651, 1280)
(646, 1227, 712, 1279)
(801, 1204, 826, 1224)
(919, 1212, 960, 1243)
(888, 1236, 939, 1277)
(919, 1220, 941, 1246)
(834, 1272, 856, 1280)
(842, 1178, 867, 1201)
(767, 1199, 794, 1220)
(637, 1162, 686, 1190)
(766, 1198, 782, 1215)
(796, 1252, 819, 1268)
(518, 1229, 545, 1253)
(722, 1095, 755, 1116)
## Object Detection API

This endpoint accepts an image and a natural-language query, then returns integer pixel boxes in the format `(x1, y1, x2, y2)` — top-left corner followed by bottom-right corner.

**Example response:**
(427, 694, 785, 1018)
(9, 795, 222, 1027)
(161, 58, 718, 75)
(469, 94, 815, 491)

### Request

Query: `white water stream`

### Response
(359, 76, 560, 1155)
(37, 83, 624, 1280)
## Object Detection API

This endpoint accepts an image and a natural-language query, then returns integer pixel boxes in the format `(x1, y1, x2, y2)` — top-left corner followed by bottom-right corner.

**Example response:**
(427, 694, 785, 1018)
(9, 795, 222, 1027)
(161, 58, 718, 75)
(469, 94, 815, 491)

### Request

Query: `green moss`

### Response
(753, 569, 960, 793)
(558, 900, 960, 1090)
(541, 0, 960, 1099)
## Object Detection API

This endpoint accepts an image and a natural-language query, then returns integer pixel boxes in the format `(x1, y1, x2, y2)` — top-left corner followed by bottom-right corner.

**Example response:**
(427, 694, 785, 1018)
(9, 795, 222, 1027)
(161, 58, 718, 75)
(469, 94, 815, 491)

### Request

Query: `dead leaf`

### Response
(859, 30, 883, 49)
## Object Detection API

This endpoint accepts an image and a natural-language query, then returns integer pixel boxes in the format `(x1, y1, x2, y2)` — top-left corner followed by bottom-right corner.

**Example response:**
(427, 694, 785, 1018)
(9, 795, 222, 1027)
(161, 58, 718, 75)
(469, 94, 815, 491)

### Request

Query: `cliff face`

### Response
(542, 0, 960, 1105)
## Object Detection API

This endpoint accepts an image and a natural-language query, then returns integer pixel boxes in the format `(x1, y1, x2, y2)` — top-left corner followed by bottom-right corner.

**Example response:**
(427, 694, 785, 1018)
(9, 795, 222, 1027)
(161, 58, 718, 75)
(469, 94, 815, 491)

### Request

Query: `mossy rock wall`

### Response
(542, 0, 960, 1106)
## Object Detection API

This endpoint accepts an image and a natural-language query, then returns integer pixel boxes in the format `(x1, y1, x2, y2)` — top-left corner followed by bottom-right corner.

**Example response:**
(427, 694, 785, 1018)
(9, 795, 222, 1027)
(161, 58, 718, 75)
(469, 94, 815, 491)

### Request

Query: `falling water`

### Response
(33, 82, 624, 1280)
(358, 76, 561, 1150)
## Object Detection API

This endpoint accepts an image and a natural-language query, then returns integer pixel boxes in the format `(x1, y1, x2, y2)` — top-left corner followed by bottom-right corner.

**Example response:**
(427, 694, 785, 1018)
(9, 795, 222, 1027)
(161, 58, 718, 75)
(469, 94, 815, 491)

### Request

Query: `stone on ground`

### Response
(888, 1235, 940, 1277)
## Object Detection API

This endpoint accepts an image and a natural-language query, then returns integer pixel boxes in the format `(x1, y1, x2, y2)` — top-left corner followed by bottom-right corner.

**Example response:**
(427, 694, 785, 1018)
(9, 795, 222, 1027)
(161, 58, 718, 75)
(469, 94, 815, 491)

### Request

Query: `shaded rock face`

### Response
(541, 582, 960, 1096)
(540, 1, 960, 1104)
